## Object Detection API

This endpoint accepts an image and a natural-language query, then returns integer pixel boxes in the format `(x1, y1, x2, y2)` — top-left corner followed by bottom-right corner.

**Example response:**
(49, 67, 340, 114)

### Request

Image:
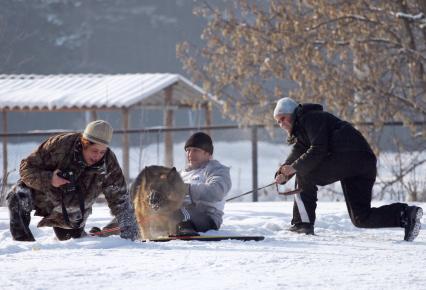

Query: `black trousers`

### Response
(178, 204, 218, 232)
(7, 180, 85, 241)
(293, 151, 406, 228)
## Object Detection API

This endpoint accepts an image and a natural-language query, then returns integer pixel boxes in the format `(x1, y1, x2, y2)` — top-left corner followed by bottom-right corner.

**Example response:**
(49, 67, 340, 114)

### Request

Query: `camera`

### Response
(57, 170, 76, 182)
(57, 170, 77, 193)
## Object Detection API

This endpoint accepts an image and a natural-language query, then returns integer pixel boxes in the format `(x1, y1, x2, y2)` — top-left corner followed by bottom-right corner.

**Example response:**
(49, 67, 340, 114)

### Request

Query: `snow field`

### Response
(1, 201, 425, 290)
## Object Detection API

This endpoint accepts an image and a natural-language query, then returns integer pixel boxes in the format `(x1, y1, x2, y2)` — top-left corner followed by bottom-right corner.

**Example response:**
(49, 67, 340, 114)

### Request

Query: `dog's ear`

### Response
(167, 167, 178, 181)
(143, 166, 154, 181)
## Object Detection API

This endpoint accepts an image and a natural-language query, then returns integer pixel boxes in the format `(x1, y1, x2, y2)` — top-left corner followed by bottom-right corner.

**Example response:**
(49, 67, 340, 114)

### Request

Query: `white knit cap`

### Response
(83, 120, 113, 146)
(273, 97, 299, 117)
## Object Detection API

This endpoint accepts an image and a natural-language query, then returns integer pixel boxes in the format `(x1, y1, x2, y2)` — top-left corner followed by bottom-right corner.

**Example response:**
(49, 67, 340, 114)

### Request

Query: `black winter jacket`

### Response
(284, 104, 374, 176)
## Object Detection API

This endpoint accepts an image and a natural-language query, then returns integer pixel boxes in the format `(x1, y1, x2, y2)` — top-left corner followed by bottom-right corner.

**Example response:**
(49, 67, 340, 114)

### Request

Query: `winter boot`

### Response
(175, 221, 199, 236)
(401, 206, 423, 242)
(7, 185, 35, 242)
(288, 223, 314, 235)
(9, 205, 35, 241)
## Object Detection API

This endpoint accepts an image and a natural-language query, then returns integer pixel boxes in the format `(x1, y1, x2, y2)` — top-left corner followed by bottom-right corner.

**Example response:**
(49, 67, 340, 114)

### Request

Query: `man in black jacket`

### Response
(274, 97, 423, 241)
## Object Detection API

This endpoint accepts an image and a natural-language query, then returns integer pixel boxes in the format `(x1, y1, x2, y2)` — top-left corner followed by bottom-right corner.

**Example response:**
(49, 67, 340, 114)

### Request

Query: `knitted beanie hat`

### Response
(273, 97, 299, 117)
(184, 132, 213, 155)
(83, 120, 113, 146)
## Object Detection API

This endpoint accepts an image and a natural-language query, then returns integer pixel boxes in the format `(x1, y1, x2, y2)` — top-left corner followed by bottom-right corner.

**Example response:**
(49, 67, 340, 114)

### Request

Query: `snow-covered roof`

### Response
(0, 73, 207, 111)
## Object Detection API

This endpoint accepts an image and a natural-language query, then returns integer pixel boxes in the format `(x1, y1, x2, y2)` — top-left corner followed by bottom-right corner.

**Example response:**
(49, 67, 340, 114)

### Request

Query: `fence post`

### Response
(164, 86, 174, 167)
(204, 103, 212, 136)
(122, 108, 130, 181)
(251, 125, 258, 202)
(2, 111, 7, 180)
(1, 111, 8, 201)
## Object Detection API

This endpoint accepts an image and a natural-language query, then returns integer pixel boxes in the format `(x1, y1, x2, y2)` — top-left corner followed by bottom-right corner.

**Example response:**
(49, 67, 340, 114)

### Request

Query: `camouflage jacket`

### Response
(19, 132, 132, 230)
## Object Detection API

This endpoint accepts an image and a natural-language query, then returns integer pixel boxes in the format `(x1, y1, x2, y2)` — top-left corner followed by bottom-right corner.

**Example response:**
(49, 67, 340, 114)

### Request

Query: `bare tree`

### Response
(178, 0, 425, 127)
(178, 0, 426, 200)
(376, 138, 426, 201)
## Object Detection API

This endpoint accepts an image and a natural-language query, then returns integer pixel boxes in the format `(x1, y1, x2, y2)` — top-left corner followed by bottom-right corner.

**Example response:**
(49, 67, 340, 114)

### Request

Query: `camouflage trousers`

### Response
(7, 181, 85, 241)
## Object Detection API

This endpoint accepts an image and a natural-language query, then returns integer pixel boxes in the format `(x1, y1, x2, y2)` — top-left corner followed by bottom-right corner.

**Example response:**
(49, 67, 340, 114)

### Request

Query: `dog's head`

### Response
(133, 165, 186, 213)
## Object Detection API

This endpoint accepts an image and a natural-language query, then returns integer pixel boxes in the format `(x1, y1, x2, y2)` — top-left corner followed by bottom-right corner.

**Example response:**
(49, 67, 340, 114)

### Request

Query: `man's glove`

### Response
(119, 224, 139, 241)
(116, 200, 139, 241)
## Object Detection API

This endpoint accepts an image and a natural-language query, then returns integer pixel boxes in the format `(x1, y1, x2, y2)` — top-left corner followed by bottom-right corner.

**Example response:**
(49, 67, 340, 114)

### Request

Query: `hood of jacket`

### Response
(288, 103, 323, 143)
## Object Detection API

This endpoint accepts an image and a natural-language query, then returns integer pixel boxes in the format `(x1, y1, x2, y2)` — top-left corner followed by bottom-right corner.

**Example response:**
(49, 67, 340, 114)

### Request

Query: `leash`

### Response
(275, 185, 302, 195)
(89, 226, 121, 237)
(226, 182, 276, 201)
(226, 178, 302, 201)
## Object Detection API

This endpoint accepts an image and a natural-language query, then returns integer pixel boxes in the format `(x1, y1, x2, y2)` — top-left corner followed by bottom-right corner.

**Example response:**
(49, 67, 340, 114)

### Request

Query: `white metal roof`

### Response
(0, 73, 208, 111)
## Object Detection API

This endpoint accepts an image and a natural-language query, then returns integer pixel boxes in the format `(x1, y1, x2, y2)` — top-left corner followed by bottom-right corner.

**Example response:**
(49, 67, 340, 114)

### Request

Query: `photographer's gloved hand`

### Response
(119, 224, 139, 241)
(116, 201, 139, 241)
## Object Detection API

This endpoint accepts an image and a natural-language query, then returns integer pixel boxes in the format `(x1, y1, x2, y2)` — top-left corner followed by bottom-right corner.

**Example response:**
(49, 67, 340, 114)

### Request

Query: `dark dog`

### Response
(132, 165, 186, 239)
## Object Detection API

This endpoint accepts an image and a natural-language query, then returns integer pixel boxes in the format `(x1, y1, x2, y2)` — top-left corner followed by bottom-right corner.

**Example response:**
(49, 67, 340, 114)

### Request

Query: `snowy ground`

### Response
(1, 140, 425, 289)
(1, 201, 425, 290)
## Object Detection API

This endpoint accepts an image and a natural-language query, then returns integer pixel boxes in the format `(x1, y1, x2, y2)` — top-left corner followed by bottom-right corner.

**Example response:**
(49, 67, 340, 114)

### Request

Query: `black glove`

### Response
(119, 224, 139, 241)
(116, 200, 139, 241)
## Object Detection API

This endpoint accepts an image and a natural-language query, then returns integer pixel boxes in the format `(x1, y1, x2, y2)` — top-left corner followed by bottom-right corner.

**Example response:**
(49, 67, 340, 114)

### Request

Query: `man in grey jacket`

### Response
(176, 132, 232, 235)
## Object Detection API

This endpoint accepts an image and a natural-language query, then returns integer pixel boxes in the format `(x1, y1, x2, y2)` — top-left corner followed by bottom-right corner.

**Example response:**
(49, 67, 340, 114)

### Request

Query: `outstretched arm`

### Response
(188, 164, 232, 203)
(103, 153, 139, 240)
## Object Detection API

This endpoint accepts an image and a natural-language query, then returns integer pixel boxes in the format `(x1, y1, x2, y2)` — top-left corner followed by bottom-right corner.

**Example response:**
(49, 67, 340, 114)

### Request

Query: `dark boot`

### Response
(401, 206, 423, 242)
(9, 205, 35, 241)
(53, 227, 86, 241)
(175, 221, 199, 236)
(288, 223, 315, 235)
(7, 184, 35, 242)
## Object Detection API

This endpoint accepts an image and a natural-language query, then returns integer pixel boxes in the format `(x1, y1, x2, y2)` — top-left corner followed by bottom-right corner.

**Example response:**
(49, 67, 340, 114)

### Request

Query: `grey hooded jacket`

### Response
(179, 159, 232, 227)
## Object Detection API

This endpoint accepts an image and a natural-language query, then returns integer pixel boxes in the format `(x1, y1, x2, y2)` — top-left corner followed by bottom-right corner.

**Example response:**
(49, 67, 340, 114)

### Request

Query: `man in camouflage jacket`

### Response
(7, 120, 139, 241)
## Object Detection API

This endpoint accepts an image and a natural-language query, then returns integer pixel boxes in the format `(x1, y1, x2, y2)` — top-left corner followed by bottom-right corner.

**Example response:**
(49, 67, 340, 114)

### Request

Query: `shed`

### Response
(0, 73, 215, 181)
